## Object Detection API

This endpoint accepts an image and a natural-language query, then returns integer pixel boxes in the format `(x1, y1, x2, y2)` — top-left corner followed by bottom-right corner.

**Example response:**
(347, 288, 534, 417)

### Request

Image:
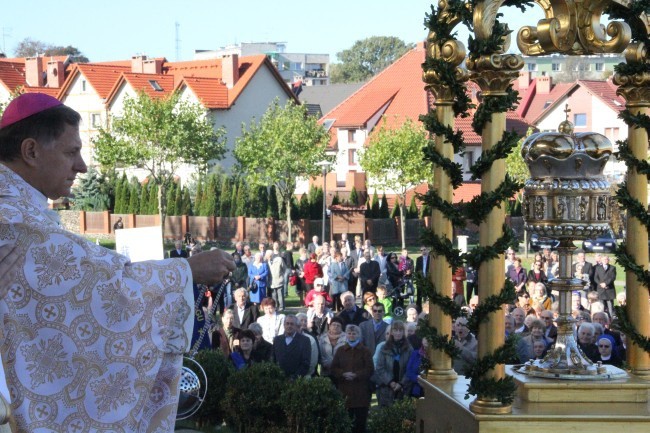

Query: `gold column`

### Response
(614, 70, 650, 377)
(467, 55, 523, 413)
(422, 26, 468, 380)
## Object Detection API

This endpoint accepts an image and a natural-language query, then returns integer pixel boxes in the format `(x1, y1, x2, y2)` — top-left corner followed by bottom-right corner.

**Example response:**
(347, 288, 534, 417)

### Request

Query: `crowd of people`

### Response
(172, 233, 630, 432)
(174, 234, 431, 433)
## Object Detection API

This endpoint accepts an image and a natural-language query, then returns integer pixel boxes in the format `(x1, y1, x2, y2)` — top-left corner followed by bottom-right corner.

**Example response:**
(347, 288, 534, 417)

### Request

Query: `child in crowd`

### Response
(376, 285, 393, 323)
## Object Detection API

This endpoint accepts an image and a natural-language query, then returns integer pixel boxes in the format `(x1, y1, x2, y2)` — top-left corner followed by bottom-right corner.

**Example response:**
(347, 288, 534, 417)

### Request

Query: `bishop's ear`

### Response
(19, 138, 40, 167)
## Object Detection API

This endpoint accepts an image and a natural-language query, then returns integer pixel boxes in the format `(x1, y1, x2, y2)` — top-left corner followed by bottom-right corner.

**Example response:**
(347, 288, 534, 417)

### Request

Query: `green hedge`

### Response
(367, 397, 416, 433)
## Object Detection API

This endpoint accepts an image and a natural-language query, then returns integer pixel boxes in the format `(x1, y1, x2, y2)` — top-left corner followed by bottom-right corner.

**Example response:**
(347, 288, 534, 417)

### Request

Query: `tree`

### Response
(330, 36, 414, 83)
(128, 178, 141, 214)
(71, 167, 110, 211)
(407, 195, 419, 219)
(299, 194, 310, 219)
(267, 185, 280, 219)
(94, 91, 226, 240)
(220, 176, 232, 217)
(181, 187, 193, 216)
(505, 127, 534, 205)
(359, 117, 432, 248)
(14, 38, 89, 62)
(371, 192, 380, 218)
(234, 99, 331, 242)
(348, 186, 359, 206)
(379, 194, 390, 218)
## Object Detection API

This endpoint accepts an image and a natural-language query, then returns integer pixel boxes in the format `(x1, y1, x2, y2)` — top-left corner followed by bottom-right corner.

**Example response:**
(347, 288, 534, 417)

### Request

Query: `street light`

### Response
(315, 160, 331, 243)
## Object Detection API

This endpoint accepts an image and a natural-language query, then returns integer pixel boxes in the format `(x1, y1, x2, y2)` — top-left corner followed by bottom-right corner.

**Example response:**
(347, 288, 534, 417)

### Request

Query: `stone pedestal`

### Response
(417, 367, 650, 433)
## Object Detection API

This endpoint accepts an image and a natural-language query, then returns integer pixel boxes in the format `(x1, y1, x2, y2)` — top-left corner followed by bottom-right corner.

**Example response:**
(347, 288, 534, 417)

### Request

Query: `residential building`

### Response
(195, 42, 330, 86)
(522, 53, 624, 82)
(516, 73, 627, 180)
(304, 43, 531, 206)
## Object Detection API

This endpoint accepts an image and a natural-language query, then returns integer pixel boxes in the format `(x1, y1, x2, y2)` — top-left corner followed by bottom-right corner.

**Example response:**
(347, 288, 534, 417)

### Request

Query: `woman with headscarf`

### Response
(248, 252, 268, 304)
(331, 324, 374, 433)
(595, 334, 623, 367)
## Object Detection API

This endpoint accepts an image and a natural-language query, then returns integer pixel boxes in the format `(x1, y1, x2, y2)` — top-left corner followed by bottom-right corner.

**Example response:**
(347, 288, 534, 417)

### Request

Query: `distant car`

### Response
(528, 234, 560, 252)
(582, 231, 617, 253)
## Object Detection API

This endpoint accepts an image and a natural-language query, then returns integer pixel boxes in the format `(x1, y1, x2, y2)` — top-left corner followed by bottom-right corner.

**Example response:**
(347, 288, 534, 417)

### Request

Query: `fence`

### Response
(76, 211, 481, 246)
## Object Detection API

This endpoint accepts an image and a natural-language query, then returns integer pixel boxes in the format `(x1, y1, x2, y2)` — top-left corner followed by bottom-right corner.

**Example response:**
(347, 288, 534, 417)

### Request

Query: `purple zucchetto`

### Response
(0, 93, 63, 129)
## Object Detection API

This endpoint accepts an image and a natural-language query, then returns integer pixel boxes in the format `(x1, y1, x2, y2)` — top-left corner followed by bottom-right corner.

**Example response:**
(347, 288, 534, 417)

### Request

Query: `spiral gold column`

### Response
(422, 29, 468, 380)
(467, 53, 523, 414)
(615, 70, 650, 377)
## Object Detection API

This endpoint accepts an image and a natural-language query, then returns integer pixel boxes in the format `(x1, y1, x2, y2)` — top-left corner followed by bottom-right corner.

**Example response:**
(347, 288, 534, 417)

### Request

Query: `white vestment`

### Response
(0, 164, 194, 432)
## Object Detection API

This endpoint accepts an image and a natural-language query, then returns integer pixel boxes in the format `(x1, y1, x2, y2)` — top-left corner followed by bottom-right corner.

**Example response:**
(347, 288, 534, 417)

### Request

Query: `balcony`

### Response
(305, 69, 328, 78)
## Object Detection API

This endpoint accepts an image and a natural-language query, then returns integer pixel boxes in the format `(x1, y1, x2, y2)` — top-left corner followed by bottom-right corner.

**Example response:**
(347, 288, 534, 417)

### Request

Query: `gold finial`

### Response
(558, 104, 574, 135)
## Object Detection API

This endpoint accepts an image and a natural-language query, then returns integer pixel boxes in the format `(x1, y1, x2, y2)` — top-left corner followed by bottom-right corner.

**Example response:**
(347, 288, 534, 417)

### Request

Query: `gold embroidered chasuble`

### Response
(0, 164, 194, 432)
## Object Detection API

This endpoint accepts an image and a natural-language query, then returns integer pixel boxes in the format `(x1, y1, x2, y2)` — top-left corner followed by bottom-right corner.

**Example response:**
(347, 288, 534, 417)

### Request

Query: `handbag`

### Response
(289, 275, 298, 286)
(249, 281, 258, 293)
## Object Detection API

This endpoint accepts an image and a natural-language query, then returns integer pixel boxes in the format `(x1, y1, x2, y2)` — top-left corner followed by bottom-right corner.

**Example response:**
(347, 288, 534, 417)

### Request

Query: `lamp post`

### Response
(315, 160, 331, 244)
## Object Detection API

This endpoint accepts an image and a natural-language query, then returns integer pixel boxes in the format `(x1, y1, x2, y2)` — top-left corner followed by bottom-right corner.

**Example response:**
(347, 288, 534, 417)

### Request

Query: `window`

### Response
(465, 151, 474, 169)
(604, 127, 619, 141)
(595, 63, 604, 71)
(574, 113, 587, 127)
(81, 80, 87, 92)
(552, 63, 561, 71)
(348, 149, 358, 166)
(291, 62, 303, 71)
(347, 129, 358, 143)
(149, 80, 163, 91)
(322, 119, 335, 131)
(527, 63, 537, 71)
(543, 100, 553, 109)
(91, 113, 102, 128)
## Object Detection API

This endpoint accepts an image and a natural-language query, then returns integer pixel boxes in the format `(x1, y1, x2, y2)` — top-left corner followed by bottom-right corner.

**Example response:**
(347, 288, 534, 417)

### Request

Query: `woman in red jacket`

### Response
(303, 253, 323, 291)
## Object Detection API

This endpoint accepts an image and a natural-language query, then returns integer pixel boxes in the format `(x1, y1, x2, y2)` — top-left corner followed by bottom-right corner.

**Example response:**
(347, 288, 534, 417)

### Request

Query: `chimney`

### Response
(518, 71, 531, 91)
(143, 58, 163, 74)
(25, 57, 45, 87)
(131, 55, 147, 73)
(46, 60, 65, 88)
(222, 54, 239, 88)
(537, 75, 552, 95)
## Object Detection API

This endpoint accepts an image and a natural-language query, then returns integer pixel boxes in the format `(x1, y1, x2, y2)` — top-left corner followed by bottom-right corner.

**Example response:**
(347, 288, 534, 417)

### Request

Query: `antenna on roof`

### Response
(175, 21, 181, 61)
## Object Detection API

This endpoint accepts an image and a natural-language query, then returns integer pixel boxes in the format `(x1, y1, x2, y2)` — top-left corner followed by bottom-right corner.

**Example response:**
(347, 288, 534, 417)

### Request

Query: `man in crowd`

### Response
(273, 315, 312, 378)
(452, 317, 478, 374)
(336, 291, 370, 328)
(0, 93, 236, 431)
(359, 250, 381, 294)
(308, 235, 319, 254)
(593, 256, 617, 318)
(572, 250, 594, 291)
(170, 239, 188, 258)
(230, 287, 259, 330)
(359, 302, 388, 357)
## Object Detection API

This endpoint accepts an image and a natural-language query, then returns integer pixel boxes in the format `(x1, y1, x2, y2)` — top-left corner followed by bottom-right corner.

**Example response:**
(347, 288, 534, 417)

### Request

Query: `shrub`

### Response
(367, 398, 416, 433)
(282, 377, 351, 433)
(223, 363, 287, 432)
(189, 349, 234, 427)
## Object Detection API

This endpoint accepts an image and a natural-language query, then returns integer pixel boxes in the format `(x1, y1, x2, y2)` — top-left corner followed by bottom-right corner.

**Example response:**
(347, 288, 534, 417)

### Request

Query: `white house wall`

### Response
(60, 74, 109, 168)
(211, 66, 293, 171)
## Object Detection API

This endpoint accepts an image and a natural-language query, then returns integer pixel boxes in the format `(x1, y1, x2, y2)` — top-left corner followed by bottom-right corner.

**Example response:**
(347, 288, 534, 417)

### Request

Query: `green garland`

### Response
(419, 0, 532, 406)
(608, 2, 650, 358)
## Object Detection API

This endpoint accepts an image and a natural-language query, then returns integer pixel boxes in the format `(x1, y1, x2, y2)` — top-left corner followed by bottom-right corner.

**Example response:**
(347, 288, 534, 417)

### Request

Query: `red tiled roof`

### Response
(22, 86, 60, 97)
(578, 79, 625, 113)
(106, 73, 175, 102)
(0, 60, 25, 93)
(176, 77, 229, 109)
(58, 63, 130, 100)
(322, 46, 533, 150)
(517, 78, 576, 124)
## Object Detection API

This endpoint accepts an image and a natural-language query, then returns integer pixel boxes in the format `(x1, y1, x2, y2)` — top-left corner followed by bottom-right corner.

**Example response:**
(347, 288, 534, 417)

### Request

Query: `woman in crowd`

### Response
(303, 253, 323, 292)
(386, 252, 402, 290)
(373, 320, 413, 407)
(248, 252, 268, 304)
(331, 324, 374, 433)
(230, 329, 257, 370)
(362, 291, 378, 315)
(531, 282, 553, 310)
(405, 337, 428, 397)
(518, 318, 553, 362)
(256, 298, 285, 344)
(328, 250, 350, 312)
(318, 316, 347, 378)
(527, 259, 547, 285)
(294, 247, 309, 302)
(595, 334, 623, 367)
(248, 322, 273, 362)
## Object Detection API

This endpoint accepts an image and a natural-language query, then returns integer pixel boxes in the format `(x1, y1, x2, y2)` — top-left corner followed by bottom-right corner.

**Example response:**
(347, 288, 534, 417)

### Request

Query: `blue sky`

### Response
(2, 1, 542, 62)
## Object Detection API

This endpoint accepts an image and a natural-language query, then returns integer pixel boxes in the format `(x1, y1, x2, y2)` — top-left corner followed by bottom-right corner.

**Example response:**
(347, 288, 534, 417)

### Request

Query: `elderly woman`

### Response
(248, 322, 273, 362)
(532, 282, 553, 310)
(596, 334, 623, 367)
(328, 251, 349, 312)
(256, 297, 285, 344)
(518, 318, 553, 362)
(248, 252, 268, 304)
(373, 320, 413, 407)
(331, 324, 374, 433)
(318, 316, 347, 377)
